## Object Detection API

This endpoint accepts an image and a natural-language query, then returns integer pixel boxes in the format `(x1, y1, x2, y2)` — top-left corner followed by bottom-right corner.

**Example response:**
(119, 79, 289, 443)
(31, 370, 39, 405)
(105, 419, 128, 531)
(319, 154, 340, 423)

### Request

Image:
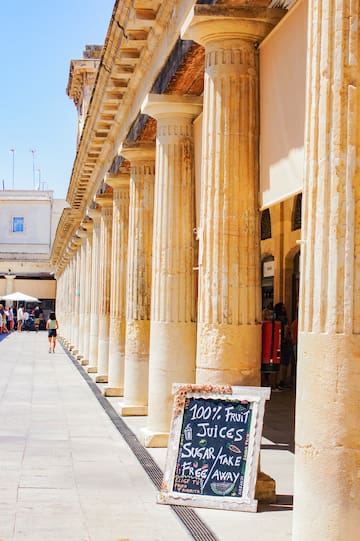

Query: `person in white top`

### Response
(17, 306, 24, 332)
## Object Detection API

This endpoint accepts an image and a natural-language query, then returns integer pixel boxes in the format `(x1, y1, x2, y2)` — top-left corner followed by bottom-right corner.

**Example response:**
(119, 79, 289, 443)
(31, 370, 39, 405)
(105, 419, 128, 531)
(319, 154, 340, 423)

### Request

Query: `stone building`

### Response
(0, 189, 66, 310)
(50, 1, 360, 539)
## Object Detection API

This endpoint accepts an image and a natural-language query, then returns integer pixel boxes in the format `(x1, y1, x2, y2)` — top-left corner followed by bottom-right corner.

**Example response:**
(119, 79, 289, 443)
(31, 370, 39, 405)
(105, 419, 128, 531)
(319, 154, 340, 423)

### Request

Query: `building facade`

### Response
(51, 1, 360, 539)
(0, 189, 66, 309)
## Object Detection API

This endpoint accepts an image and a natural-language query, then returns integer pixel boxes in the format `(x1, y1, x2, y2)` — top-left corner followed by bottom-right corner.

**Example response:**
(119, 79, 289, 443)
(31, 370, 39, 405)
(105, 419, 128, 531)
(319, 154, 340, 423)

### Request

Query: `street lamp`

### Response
(30, 149, 36, 189)
(9, 148, 15, 189)
(36, 168, 41, 190)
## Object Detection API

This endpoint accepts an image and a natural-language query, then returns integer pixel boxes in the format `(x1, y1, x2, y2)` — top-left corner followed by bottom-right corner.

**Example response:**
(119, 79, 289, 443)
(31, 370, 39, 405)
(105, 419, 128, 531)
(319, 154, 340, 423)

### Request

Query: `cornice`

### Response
(65, 0, 196, 215)
(50, 207, 82, 269)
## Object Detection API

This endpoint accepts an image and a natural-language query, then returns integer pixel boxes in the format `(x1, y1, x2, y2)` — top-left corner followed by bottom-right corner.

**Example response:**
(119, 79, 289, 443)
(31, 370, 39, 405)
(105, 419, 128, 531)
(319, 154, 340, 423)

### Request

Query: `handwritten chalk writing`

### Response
(196, 423, 244, 442)
(189, 403, 212, 420)
(173, 397, 253, 498)
(224, 406, 251, 424)
(181, 443, 216, 460)
(217, 453, 243, 467)
(211, 470, 240, 483)
(179, 461, 195, 476)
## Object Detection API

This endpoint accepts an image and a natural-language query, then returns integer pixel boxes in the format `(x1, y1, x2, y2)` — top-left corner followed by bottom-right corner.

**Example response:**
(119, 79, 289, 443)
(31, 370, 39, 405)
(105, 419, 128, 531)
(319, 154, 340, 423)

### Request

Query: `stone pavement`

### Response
(0, 331, 294, 541)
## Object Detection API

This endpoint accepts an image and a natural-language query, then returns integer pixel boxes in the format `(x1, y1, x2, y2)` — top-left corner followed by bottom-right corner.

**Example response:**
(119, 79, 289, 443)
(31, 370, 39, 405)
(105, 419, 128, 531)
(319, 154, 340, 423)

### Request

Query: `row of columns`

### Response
(55, 3, 360, 539)
(55, 1, 285, 458)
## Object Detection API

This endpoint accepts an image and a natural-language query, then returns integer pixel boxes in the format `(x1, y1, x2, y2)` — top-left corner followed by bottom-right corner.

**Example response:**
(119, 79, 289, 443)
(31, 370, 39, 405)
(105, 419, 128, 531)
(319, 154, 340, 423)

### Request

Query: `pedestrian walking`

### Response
(17, 305, 24, 332)
(46, 312, 59, 353)
(0, 305, 9, 334)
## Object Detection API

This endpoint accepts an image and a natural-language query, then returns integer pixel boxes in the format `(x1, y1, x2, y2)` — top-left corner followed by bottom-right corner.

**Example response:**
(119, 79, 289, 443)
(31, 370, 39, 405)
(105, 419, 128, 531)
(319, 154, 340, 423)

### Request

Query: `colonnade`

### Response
(55, 3, 360, 538)
(57, 6, 279, 448)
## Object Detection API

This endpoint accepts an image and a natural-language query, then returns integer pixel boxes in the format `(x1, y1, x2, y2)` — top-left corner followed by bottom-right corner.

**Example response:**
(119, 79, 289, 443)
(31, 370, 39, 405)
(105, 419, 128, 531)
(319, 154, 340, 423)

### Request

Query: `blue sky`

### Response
(0, 0, 115, 199)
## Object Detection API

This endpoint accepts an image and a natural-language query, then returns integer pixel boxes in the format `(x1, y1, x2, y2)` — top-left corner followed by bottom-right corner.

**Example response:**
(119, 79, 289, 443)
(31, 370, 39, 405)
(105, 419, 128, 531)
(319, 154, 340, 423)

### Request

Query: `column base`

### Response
(81, 359, 89, 366)
(104, 387, 124, 397)
(76, 354, 83, 361)
(255, 471, 276, 503)
(87, 366, 98, 374)
(95, 375, 108, 383)
(140, 428, 169, 448)
(71, 349, 79, 356)
(119, 405, 148, 417)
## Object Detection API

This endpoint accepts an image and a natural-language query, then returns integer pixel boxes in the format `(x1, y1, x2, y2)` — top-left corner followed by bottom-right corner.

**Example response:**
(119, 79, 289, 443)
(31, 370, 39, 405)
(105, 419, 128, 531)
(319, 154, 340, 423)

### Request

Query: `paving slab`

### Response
(0, 331, 294, 540)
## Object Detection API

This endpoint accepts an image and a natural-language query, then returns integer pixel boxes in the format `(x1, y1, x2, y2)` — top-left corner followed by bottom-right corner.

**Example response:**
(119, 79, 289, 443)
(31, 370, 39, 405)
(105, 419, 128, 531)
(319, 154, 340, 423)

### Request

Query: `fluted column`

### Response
(183, 4, 284, 385)
(119, 144, 155, 416)
(58, 266, 68, 340)
(104, 173, 130, 397)
(67, 250, 75, 345)
(71, 239, 81, 354)
(141, 94, 202, 446)
(77, 228, 88, 360)
(62, 265, 70, 340)
(87, 208, 102, 373)
(95, 194, 113, 383)
(293, 2, 360, 540)
(81, 222, 93, 365)
(55, 269, 64, 337)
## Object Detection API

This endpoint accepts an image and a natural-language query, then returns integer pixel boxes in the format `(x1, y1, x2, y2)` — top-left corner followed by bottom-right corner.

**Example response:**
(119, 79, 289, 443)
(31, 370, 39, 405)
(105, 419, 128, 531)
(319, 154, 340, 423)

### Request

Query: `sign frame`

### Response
(158, 384, 270, 512)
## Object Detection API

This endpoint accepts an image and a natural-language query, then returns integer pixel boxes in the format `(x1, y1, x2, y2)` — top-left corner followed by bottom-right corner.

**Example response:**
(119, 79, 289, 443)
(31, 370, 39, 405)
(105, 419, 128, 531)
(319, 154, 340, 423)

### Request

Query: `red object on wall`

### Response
(261, 320, 281, 372)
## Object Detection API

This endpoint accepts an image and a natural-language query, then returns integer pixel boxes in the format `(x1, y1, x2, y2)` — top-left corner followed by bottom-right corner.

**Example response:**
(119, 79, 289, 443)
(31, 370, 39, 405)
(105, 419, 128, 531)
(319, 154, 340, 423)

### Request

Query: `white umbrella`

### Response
(1, 291, 40, 303)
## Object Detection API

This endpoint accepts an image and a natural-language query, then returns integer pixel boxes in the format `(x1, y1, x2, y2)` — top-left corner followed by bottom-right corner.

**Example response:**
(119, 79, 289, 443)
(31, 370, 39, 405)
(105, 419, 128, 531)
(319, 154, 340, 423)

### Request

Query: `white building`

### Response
(0, 189, 67, 307)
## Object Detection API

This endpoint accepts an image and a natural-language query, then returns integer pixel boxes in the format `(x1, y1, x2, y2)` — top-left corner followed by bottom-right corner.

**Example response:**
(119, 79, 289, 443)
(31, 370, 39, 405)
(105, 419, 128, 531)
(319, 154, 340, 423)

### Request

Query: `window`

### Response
(12, 217, 24, 233)
(292, 194, 302, 231)
(261, 209, 271, 240)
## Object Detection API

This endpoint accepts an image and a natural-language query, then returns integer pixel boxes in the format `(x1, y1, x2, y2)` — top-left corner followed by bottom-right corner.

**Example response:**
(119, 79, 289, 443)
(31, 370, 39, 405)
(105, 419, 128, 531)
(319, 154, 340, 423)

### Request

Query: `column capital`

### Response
(94, 193, 113, 208)
(120, 142, 156, 163)
(182, 4, 286, 47)
(87, 207, 102, 222)
(76, 227, 88, 239)
(141, 94, 203, 120)
(106, 172, 130, 189)
(70, 236, 82, 250)
(81, 221, 94, 235)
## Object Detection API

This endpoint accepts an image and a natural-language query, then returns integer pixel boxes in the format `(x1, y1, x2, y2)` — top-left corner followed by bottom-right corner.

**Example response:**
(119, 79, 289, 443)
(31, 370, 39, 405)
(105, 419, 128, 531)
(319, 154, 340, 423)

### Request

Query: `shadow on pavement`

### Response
(262, 387, 296, 454)
(259, 494, 294, 513)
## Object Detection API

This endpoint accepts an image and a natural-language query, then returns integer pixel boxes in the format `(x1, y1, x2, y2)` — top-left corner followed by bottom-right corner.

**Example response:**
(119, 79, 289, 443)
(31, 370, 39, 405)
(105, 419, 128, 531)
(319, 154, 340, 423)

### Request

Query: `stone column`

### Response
(292, 2, 360, 540)
(87, 208, 102, 373)
(104, 173, 130, 397)
(77, 228, 88, 361)
(68, 247, 78, 349)
(62, 255, 72, 348)
(71, 239, 81, 354)
(55, 270, 63, 337)
(95, 194, 113, 383)
(61, 265, 69, 341)
(141, 94, 202, 446)
(57, 267, 66, 340)
(81, 221, 94, 366)
(119, 144, 155, 416)
(4, 274, 15, 295)
(183, 4, 284, 385)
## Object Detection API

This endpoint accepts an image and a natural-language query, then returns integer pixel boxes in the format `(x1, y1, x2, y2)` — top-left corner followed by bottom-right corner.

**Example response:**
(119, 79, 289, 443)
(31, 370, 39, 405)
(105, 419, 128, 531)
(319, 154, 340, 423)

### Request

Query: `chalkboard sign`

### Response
(158, 384, 270, 512)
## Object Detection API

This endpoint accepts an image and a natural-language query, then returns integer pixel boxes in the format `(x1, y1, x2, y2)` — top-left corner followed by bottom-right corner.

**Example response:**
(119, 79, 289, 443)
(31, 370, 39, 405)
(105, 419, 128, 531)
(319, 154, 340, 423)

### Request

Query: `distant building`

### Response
(0, 189, 67, 314)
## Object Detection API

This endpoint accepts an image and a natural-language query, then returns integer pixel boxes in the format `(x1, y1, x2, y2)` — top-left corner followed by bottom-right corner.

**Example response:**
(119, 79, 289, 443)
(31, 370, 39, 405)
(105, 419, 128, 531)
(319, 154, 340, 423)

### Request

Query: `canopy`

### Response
(1, 291, 40, 303)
